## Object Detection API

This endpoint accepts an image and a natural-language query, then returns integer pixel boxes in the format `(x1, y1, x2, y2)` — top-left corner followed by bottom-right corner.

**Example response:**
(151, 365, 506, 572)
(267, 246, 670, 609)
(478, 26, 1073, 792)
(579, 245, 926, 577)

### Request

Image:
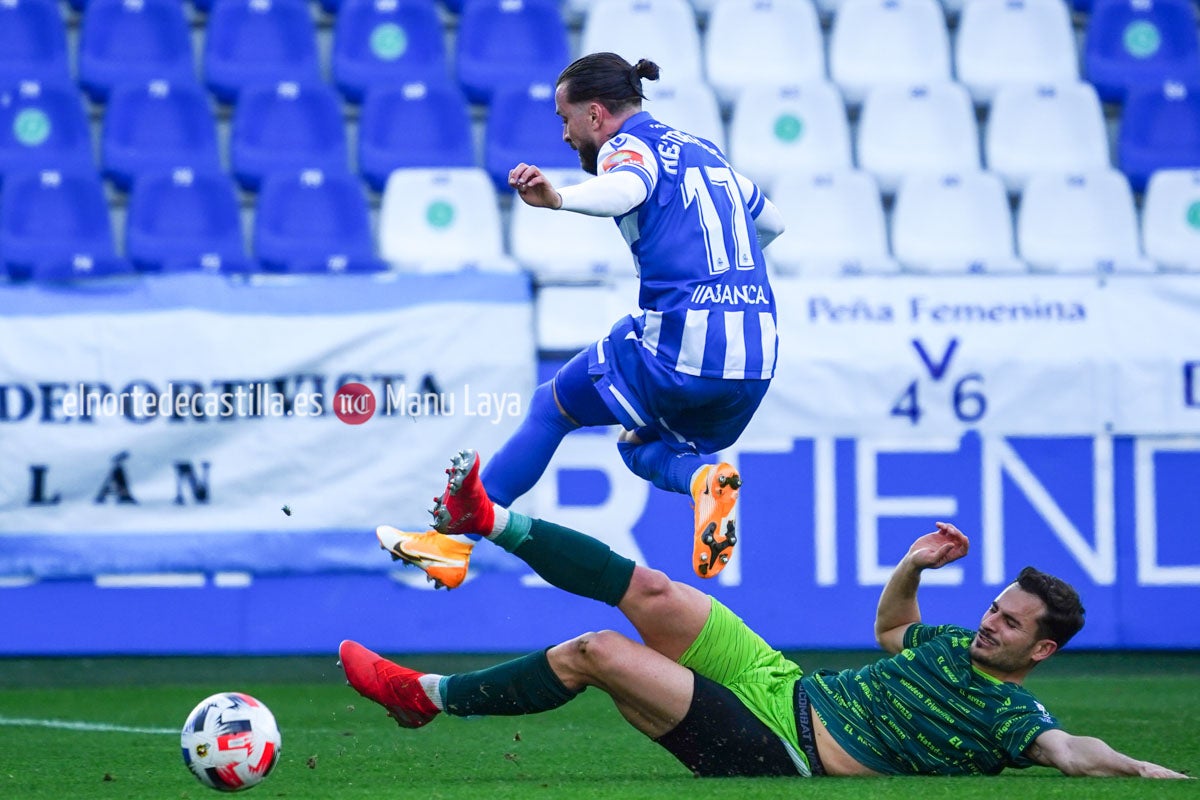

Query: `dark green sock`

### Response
(501, 517, 635, 606)
(442, 649, 580, 717)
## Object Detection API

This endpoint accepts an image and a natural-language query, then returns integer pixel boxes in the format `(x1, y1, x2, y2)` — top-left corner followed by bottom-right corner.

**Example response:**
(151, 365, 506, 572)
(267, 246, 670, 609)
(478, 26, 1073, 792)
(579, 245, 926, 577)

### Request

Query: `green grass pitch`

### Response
(1, 651, 1196, 799)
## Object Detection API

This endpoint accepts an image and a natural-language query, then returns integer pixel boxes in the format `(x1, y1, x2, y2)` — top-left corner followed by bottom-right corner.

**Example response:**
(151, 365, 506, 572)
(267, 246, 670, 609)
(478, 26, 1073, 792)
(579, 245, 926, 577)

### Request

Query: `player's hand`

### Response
(907, 522, 969, 570)
(1138, 761, 1192, 779)
(509, 163, 562, 209)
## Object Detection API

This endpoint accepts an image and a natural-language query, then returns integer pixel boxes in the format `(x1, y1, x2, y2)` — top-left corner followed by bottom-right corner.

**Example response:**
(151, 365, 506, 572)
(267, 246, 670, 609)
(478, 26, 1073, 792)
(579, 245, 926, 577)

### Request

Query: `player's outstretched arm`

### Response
(1026, 729, 1191, 778)
(874, 522, 970, 654)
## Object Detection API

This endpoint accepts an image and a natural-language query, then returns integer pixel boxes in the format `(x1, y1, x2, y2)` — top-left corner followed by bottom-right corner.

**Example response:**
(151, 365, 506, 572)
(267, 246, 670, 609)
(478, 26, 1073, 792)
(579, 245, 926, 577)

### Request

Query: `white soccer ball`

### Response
(180, 692, 282, 792)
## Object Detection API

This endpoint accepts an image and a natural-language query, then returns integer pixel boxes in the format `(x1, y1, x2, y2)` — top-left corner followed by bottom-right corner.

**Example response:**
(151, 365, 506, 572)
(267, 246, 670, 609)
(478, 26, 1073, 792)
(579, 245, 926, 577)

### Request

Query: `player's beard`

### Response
(578, 139, 600, 175)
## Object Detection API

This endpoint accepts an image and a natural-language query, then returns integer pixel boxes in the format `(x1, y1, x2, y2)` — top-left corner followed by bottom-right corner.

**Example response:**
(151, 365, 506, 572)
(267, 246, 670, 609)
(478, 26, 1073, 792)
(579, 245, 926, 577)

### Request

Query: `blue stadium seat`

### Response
(78, 0, 195, 102)
(320, 0, 343, 11)
(0, 81, 95, 184)
(485, 81, 580, 191)
(230, 81, 349, 190)
(125, 168, 247, 273)
(1119, 80, 1200, 192)
(0, 168, 130, 281)
(358, 81, 475, 190)
(204, 0, 321, 104)
(456, 0, 570, 105)
(0, 0, 71, 87)
(1084, 0, 1200, 103)
(333, 0, 450, 103)
(254, 169, 381, 273)
(102, 80, 222, 191)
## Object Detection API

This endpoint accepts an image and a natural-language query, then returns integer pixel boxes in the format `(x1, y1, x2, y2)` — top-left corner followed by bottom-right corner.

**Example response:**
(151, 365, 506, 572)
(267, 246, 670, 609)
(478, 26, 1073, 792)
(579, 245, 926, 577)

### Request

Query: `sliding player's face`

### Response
(970, 585, 1055, 675)
(555, 85, 601, 175)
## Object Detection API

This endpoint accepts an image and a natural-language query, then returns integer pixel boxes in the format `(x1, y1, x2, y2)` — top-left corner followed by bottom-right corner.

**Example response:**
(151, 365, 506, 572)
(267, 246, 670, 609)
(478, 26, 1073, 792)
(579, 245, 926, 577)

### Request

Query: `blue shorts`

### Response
(553, 318, 771, 455)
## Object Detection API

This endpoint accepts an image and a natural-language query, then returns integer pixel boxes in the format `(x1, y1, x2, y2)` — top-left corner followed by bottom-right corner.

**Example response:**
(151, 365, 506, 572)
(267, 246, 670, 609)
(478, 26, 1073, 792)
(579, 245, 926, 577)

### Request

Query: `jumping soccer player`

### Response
(379, 52, 785, 587)
(341, 452, 1189, 779)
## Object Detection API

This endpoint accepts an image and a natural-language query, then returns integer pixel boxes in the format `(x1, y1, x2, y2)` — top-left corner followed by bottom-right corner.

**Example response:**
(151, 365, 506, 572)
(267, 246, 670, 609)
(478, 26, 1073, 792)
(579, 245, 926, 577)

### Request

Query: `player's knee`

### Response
(625, 566, 676, 607)
(569, 629, 629, 675)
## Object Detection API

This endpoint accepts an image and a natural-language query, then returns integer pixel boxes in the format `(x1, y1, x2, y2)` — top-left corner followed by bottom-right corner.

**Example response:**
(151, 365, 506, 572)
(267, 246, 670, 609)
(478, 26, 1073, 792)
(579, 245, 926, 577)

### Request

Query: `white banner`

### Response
(0, 273, 535, 575)
(744, 274, 1200, 440)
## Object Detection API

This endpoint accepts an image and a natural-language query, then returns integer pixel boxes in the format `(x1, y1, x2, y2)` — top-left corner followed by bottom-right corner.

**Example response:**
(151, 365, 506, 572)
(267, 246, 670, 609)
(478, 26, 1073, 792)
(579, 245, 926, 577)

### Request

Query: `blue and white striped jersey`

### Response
(597, 112, 777, 380)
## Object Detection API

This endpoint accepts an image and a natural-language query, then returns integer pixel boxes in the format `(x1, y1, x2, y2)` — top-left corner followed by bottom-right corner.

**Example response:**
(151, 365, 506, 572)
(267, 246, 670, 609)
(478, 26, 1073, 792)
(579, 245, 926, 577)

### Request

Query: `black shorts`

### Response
(652, 671, 801, 777)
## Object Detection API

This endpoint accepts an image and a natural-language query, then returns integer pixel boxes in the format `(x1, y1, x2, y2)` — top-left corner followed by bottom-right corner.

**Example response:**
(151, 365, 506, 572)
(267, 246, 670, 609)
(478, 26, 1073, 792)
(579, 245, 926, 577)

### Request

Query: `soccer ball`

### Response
(180, 692, 282, 792)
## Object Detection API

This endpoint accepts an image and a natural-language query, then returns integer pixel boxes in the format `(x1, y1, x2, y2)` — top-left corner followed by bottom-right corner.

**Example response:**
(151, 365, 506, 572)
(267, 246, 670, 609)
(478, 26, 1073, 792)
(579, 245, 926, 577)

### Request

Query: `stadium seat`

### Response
(828, 0, 951, 106)
(378, 167, 514, 272)
(767, 169, 897, 275)
(102, 80, 222, 192)
(955, 0, 1079, 105)
(255, 169, 380, 273)
(986, 82, 1110, 193)
(0, 168, 129, 281)
(1141, 168, 1200, 271)
(509, 168, 635, 282)
(536, 283, 638, 354)
(642, 81, 726, 153)
(204, 0, 322, 104)
(332, 0, 450, 103)
(358, 81, 475, 191)
(78, 0, 195, 102)
(1118, 80, 1200, 193)
(320, 0, 343, 12)
(0, 81, 95, 183)
(856, 82, 980, 195)
(704, 0, 825, 107)
(230, 81, 350, 191)
(484, 81, 580, 192)
(0, 0, 71, 87)
(1017, 170, 1151, 272)
(892, 171, 1024, 272)
(456, 0, 570, 105)
(125, 168, 247, 273)
(727, 82, 852, 193)
(1084, 0, 1200, 103)
(581, 0, 703, 85)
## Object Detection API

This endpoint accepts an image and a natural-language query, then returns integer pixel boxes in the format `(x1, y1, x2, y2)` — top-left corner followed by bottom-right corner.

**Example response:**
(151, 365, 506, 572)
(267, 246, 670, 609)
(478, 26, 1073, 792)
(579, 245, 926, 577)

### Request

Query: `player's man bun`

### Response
(558, 52, 661, 113)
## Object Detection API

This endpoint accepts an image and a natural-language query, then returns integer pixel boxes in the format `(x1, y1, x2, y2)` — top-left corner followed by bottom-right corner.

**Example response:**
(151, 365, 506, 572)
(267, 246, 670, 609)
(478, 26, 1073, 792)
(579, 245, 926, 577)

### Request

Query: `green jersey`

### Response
(800, 623, 1059, 775)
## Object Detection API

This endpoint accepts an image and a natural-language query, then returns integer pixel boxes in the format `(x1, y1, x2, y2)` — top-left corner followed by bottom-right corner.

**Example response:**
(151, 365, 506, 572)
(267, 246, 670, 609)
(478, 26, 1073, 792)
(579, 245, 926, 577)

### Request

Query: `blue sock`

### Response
(481, 381, 577, 508)
(618, 440, 700, 496)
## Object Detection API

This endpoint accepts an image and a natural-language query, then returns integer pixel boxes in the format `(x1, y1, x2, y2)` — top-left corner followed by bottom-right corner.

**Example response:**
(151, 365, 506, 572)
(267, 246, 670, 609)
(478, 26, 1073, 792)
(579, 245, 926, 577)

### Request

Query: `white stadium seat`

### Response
(955, 0, 1078, 106)
(510, 169, 636, 283)
(378, 167, 515, 273)
(727, 82, 852, 193)
(1017, 170, 1152, 273)
(1142, 169, 1200, 272)
(986, 82, 1110, 194)
(767, 169, 898, 275)
(828, 0, 951, 106)
(704, 0, 825, 107)
(535, 281, 641, 353)
(581, 0, 703, 85)
(891, 171, 1024, 273)
(856, 82, 980, 194)
(643, 80, 727, 152)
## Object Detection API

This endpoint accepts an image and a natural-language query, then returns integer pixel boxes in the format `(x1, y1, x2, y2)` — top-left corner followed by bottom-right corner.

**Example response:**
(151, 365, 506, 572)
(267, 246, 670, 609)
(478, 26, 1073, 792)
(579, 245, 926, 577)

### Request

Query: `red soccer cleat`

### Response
(338, 640, 440, 728)
(429, 449, 495, 536)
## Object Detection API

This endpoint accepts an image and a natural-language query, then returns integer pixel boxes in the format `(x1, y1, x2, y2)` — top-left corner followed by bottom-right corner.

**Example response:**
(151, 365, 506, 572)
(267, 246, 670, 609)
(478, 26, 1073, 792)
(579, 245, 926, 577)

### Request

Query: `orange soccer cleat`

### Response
(690, 463, 741, 579)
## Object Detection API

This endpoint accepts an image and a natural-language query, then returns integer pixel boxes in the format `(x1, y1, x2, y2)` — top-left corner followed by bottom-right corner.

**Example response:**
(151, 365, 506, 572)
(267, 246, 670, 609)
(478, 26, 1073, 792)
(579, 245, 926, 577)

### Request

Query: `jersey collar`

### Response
(619, 111, 654, 133)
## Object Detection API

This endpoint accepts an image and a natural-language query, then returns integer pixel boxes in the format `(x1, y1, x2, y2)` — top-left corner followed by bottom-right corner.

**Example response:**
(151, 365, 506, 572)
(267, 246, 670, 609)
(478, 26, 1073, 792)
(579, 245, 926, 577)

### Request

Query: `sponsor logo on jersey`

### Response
(602, 149, 644, 172)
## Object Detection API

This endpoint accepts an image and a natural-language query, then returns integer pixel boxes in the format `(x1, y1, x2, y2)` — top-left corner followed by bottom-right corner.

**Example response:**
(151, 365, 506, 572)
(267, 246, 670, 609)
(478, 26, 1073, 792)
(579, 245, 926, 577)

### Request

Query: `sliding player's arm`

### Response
(875, 522, 970, 654)
(1025, 729, 1190, 778)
